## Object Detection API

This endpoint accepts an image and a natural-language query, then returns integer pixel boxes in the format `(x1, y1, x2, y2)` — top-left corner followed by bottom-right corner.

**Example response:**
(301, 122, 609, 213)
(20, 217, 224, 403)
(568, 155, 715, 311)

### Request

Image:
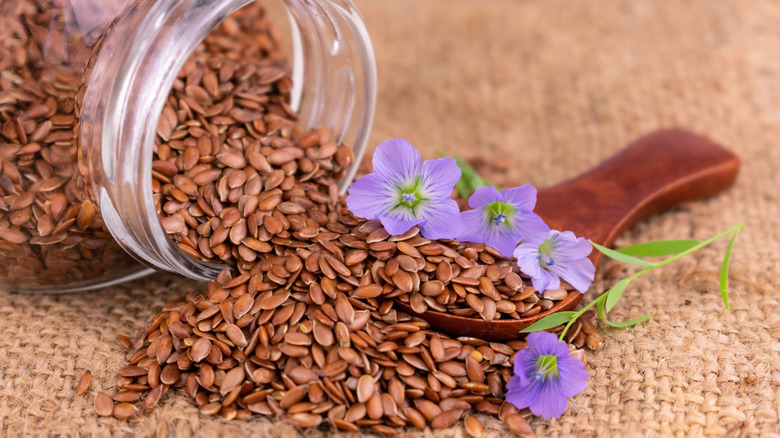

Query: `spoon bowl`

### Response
(394, 129, 740, 341)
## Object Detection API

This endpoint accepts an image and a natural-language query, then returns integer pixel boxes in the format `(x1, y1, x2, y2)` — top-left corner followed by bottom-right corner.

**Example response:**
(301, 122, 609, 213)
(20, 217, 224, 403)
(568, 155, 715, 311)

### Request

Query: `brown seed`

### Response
(144, 384, 166, 409)
(466, 355, 486, 383)
(352, 284, 383, 299)
(505, 272, 523, 291)
(416, 399, 442, 421)
(357, 375, 375, 403)
(366, 392, 383, 420)
(409, 293, 428, 314)
(112, 391, 142, 402)
(391, 270, 413, 293)
(333, 418, 358, 431)
(543, 288, 568, 300)
(396, 241, 422, 258)
(220, 367, 245, 395)
(262, 291, 290, 309)
(160, 364, 180, 385)
(335, 297, 354, 325)
(421, 280, 445, 296)
(284, 332, 312, 346)
(94, 392, 114, 416)
(403, 406, 427, 429)
(217, 153, 247, 169)
(405, 331, 426, 348)
(147, 362, 161, 388)
(190, 337, 212, 362)
(285, 413, 322, 428)
(312, 321, 334, 347)
(586, 331, 604, 349)
(112, 402, 137, 419)
(464, 414, 483, 437)
(118, 335, 133, 350)
(202, 401, 222, 415)
(431, 409, 462, 429)
(504, 413, 534, 435)
(76, 371, 92, 395)
(225, 324, 247, 348)
(466, 293, 484, 313)
(118, 366, 148, 377)
(279, 385, 308, 409)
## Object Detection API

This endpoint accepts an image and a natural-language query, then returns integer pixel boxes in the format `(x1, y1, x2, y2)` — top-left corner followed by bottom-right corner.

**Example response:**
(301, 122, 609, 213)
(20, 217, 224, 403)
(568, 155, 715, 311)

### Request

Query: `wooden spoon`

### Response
(395, 129, 740, 341)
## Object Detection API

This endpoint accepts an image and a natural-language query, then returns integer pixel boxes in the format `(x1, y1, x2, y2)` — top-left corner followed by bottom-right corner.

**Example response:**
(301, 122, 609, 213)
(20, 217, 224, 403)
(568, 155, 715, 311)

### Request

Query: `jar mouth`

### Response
(80, 0, 376, 282)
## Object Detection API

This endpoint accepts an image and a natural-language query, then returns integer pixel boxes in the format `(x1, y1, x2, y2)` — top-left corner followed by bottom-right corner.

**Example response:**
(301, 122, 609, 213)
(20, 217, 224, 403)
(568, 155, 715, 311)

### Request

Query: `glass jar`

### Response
(0, 0, 376, 292)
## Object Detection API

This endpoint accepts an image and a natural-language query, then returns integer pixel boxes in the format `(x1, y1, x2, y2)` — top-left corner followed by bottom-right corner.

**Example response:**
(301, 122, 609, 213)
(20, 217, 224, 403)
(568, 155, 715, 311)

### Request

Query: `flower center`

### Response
(485, 201, 516, 229)
(395, 176, 427, 210)
(401, 192, 417, 207)
(538, 238, 555, 267)
(535, 355, 559, 379)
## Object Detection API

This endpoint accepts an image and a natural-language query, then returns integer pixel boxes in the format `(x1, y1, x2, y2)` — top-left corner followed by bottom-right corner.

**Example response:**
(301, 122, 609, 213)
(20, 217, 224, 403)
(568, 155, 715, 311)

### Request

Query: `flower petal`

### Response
(371, 139, 422, 185)
(421, 157, 461, 198)
(417, 198, 463, 240)
(557, 356, 589, 398)
(506, 374, 522, 392)
(501, 183, 538, 213)
(530, 268, 561, 293)
(489, 226, 524, 259)
(551, 230, 593, 261)
(346, 173, 396, 220)
(512, 212, 550, 246)
(526, 331, 569, 358)
(530, 379, 569, 419)
(547, 256, 595, 293)
(378, 206, 424, 236)
(513, 349, 539, 387)
(458, 209, 489, 243)
(515, 243, 542, 280)
(467, 185, 504, 209)
(505, 380, 543, 411)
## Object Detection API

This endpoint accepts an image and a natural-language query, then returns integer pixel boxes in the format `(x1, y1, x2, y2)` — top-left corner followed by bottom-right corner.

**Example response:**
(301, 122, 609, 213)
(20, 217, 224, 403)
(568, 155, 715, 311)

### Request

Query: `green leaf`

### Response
(454, 180, 470, 198)
(617, 240, 702, 257)
(519, 311, 578, 333)
(596, 299, 607, 321)
(455, 157, 492, 194)
(604, 278, 631, 313)
(592, 242, 655, 267)
(719, 230, 740, 311)
(603, 312, 654, 328)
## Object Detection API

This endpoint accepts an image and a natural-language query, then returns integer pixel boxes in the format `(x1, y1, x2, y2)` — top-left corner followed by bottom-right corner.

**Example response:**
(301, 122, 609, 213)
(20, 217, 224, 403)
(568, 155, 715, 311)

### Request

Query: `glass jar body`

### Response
(0, 0, 375, 292)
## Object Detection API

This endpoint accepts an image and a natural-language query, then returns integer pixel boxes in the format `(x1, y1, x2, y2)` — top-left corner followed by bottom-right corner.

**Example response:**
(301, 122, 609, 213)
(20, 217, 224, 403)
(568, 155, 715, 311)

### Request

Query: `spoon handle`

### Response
(534, 129, 740, 266)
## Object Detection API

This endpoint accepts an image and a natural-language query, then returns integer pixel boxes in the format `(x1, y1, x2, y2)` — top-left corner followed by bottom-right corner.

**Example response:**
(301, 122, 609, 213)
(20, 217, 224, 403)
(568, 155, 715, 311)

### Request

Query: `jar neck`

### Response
(79, 0, 376, 281)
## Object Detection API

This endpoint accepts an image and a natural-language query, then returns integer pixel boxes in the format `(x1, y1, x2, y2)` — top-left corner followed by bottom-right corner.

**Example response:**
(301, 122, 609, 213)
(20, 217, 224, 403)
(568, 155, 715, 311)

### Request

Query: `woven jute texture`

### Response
(1, 0, 779, 436)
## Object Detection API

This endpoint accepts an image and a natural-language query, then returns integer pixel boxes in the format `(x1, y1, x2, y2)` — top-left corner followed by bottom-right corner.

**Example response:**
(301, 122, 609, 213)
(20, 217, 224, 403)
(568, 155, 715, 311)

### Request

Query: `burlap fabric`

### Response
(1, 0, 778, 436)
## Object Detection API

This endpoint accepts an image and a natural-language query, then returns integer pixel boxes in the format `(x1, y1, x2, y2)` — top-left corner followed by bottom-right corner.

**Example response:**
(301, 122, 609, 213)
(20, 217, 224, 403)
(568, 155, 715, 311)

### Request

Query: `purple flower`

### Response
(346, 139, 463, 239)
(506, 331, 589, 419)
(514, 230, 595, 293)
(458, 185, 550, 258)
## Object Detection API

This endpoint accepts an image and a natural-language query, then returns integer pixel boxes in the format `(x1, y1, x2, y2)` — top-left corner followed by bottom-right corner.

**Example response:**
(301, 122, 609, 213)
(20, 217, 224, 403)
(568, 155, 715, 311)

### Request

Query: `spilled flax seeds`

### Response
(71, 3, 601, 435)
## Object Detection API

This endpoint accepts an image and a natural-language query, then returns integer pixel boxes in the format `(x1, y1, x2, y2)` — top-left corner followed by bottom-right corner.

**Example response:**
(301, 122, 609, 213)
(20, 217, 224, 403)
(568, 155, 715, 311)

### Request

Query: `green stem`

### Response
(557, 222, 744, 341)
(558, 292, 608, 341)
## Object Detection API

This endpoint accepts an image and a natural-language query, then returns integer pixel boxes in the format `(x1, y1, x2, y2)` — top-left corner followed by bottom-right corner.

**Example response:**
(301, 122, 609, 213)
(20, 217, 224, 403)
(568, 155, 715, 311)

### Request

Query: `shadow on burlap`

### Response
(1, 0, 778, 436)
